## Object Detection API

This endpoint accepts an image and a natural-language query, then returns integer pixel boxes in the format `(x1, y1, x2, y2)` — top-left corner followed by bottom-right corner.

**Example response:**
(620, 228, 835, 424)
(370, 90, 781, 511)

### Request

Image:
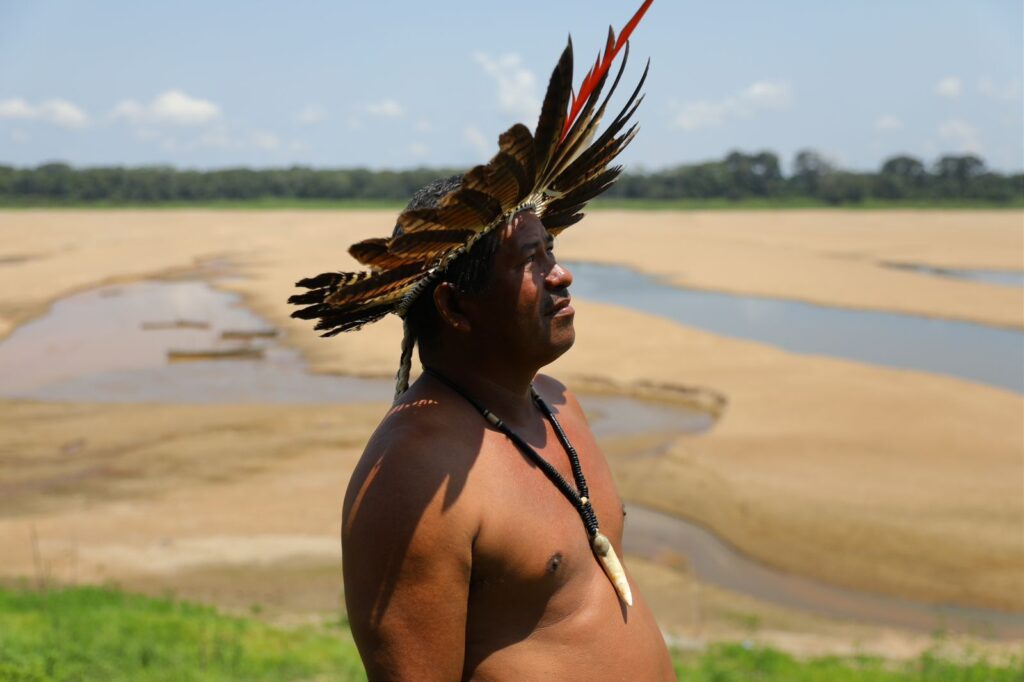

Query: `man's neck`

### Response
(421, 355, 541, 427)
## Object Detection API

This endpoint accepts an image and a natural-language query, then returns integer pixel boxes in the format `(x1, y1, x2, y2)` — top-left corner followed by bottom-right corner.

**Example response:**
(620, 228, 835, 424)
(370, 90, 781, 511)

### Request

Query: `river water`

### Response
(567, 261, 1024, 393)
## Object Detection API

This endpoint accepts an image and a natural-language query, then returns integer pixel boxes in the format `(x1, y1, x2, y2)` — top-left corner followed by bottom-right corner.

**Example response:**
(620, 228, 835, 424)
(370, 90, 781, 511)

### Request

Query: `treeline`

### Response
(0, 150, 1021, 205)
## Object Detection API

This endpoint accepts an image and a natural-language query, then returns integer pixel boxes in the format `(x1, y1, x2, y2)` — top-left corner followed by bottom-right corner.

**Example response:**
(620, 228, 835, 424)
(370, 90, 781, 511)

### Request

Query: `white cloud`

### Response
(151, 90, 220, 125)
(874, 115, 904, 133)
(742, 81, 792, 109)
(295, 105, 326, 125)
(464, 126, 491, 161)
(414, 119, 432, 133)
(978, 78, 1020, 102)
(673, 100, 731, 131)
(938, 119, 982, 154)
(473, 52, 540, 123)
(11, 129, 29, 143)
(409, 142, 429, 157)
(365, 99, 403, 118)
(0, 98, 35, 120)
(673, 79, 792, 131)
(0, 97, 89, 128)
(289, 139, 311, 152)
(40, 100, 89, 128)
(111, 90, 220, 126)
(250, 130, 280, 151)
(935, 76, 962, 98)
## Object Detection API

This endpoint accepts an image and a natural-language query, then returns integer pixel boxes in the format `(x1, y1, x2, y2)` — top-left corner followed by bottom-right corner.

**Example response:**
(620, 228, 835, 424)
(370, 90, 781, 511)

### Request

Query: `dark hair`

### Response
(398, 174, 503, 345)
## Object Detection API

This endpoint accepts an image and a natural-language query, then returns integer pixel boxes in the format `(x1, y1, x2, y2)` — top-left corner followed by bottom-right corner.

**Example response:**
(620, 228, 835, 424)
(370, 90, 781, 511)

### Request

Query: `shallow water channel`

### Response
(567, 261, 1024, 393)
(1, 276, 1021, 637)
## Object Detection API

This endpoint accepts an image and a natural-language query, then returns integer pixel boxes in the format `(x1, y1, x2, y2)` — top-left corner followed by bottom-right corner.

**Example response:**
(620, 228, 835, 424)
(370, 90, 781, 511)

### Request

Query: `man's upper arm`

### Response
(342, 433, 477, 681)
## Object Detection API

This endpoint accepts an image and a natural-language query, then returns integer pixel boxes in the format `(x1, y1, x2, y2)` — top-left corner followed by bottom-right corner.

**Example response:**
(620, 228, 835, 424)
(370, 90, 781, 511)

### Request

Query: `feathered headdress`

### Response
(289, 0, 653, 395)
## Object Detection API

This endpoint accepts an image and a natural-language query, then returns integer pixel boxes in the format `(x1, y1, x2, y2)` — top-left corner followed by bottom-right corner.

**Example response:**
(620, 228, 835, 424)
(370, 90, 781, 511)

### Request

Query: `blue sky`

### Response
(1, 1, 1021, 172)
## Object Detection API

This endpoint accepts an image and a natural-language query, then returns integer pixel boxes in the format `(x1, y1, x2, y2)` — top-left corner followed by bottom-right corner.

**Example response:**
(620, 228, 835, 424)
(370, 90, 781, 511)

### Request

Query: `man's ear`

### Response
(433, 282, 472, 334)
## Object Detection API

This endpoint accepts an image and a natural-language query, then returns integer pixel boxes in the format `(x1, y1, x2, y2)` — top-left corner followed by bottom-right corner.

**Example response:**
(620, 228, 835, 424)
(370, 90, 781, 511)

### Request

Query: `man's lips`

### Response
(548, 296, 574, 317)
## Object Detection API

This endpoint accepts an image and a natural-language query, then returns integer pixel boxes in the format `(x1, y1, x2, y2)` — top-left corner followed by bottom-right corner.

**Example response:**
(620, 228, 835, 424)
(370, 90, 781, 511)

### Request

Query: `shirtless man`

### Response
(341, 206, 674, 680)
(286, 5, 660, 675)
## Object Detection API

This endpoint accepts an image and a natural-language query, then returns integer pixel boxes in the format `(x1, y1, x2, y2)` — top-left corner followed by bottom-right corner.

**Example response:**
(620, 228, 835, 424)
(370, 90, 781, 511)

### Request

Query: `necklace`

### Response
(424, 367, 633, 606)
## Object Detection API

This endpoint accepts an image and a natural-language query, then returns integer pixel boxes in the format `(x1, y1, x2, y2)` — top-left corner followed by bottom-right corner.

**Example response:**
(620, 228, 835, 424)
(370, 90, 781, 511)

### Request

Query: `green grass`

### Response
(672, 643, 1024, 681)
(1, 585, 1021, 681)
(1, 197, 1022, 210)
(0, 585, 366, 681)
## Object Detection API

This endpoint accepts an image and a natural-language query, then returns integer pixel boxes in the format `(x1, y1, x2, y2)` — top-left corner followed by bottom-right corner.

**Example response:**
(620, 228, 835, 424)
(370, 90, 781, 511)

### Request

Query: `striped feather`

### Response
(389, 229, 474, 259)
(447, 187, 503, 224)
(316, 302, 393, 337)
(325, 262, 425, 308)
(396, 207, 448, 234)
(545, 167, 622, 216)
(499, 124, 537, 186)
(463, 151, 523, 211)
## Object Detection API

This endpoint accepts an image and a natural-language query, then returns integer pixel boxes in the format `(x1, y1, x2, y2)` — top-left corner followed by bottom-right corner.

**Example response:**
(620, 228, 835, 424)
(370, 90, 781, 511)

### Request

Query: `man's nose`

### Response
(547, 262, 573, 289)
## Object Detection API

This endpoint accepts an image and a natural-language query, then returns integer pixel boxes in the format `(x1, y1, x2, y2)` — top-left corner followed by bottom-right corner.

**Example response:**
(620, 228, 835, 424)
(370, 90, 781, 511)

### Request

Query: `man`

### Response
(343, 183, 673, 680)
(289, 2, 668, 677)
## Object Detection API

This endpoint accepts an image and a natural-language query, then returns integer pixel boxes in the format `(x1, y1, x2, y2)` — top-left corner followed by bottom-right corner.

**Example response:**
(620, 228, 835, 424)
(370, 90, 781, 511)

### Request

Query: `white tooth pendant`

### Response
(592, 532, 633, 606)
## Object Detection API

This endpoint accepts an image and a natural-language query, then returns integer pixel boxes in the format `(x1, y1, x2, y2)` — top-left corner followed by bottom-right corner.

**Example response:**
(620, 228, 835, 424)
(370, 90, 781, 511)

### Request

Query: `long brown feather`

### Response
(542, 212, 585, 236)
(532, 43, 574, 183)
(548, 42, 631, 182)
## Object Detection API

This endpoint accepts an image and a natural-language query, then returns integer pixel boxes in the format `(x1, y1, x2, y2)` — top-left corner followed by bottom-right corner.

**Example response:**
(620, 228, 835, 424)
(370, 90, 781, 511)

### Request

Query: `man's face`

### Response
(465, 210, 575, 367)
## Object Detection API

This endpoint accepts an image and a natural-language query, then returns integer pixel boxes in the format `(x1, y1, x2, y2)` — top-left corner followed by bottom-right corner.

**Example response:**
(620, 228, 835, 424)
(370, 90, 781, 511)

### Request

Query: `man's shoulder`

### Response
(356, 382, 485, 489)
(344, 385, 484, 545)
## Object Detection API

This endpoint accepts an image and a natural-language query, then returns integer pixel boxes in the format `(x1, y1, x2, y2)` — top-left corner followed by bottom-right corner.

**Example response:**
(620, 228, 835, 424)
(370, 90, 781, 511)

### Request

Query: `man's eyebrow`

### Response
(519, 235, 555, 254)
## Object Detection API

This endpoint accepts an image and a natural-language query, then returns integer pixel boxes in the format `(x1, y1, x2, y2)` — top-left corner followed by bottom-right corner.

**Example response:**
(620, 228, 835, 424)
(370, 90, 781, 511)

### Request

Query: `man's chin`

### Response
(545, 325, 576, 363)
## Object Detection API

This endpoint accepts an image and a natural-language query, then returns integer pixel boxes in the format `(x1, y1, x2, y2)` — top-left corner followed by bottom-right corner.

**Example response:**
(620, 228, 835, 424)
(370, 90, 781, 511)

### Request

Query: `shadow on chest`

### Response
(468, 425, 625, 607)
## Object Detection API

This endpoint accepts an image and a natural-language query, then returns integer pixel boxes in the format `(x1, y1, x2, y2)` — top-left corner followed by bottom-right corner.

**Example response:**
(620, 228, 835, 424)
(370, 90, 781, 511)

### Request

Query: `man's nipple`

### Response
(546, 552, 563, 574)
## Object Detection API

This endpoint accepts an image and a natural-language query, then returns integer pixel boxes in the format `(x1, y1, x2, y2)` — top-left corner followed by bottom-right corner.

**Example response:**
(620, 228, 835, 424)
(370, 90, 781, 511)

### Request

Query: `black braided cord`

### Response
(424, 367, 601, 538)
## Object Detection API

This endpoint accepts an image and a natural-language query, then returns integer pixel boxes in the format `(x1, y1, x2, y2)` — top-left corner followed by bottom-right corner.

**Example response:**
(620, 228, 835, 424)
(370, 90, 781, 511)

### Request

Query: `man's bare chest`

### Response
(464, 420, 626, 627)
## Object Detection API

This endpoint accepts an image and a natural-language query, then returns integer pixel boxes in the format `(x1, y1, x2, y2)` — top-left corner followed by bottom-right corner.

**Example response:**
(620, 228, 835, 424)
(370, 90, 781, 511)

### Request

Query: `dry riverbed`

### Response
(0, 209, 1021, 655)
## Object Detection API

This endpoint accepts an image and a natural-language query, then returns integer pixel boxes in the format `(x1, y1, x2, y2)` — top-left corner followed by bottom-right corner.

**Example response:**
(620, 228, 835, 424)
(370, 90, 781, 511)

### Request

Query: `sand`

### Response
(1, 209, 1022, 647)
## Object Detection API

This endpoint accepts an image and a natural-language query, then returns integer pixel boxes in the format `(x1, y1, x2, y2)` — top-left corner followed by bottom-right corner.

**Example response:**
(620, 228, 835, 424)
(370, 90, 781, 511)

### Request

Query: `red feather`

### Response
(561, 0, 654, 141)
